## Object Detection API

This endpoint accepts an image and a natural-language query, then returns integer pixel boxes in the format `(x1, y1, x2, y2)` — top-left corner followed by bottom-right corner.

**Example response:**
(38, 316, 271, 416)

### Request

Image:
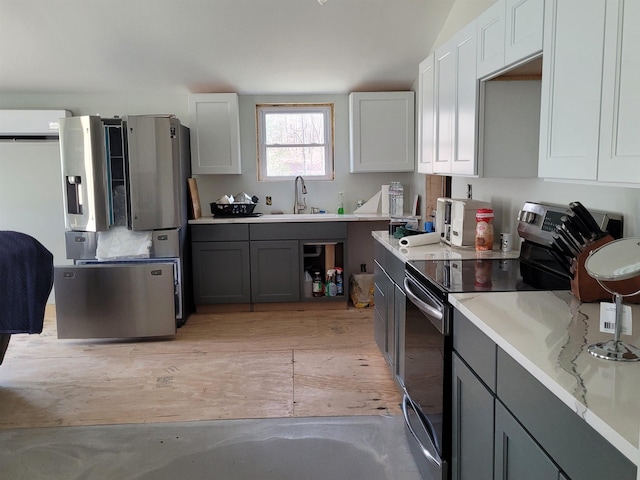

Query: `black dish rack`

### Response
(210, 203, 257, 216)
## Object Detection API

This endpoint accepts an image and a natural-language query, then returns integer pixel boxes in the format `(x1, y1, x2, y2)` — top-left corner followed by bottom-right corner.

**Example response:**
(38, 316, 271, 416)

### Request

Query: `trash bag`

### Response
(350, 273, 375, 308)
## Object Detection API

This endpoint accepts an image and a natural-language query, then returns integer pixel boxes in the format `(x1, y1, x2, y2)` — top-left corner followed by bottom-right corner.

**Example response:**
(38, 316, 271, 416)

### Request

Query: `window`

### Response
(257, 103, 334, 181)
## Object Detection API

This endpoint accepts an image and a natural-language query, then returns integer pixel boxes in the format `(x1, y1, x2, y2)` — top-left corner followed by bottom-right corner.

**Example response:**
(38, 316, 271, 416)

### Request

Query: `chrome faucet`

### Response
(294, 176, 307, 214)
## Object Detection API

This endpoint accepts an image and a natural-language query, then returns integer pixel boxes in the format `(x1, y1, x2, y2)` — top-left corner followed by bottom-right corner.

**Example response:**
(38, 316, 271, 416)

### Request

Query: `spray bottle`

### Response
(337, 191, 344, 215)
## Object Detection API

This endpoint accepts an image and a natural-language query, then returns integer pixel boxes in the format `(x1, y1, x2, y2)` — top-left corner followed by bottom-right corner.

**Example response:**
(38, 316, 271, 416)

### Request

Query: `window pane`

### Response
(265, 146, 326, 176)
(265, 113, 325, 145)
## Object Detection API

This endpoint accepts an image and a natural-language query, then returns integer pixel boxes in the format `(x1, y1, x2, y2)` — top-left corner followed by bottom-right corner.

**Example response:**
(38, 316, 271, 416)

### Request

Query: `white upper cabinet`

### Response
(504, 0, 544, 65)
(417, 54, 436, 174)
(598, 0, 640, 183)
(477, 0, 507, 78)
(477, 0, 544, 79)
(433, 20, 478, 176)
(349, 91, 415, 173)
(188, 93, 242, 175)
(539, 0, 639, 184)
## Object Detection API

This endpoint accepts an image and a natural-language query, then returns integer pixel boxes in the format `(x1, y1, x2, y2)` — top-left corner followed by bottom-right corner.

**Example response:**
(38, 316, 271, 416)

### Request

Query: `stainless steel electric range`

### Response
(398, 201, 622, 480)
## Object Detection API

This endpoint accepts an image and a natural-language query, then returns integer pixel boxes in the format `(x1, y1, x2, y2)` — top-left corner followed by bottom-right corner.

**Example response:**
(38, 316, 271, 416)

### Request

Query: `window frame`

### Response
(256, 103, 335, 181)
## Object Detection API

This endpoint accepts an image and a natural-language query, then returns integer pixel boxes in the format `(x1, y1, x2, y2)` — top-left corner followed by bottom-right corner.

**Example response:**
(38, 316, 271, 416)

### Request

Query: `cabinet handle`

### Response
(402, 394, 444, 470)
(403, 276, 450, 336)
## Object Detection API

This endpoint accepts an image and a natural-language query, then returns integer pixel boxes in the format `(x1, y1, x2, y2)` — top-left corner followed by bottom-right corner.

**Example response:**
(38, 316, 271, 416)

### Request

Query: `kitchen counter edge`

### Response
(190, 213, 392, 224)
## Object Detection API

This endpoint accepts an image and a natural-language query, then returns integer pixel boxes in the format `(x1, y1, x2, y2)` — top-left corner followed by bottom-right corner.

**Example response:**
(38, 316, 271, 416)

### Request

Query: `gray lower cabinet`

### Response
(451, 353, 494, 480)
(373, 239, 405, 380)
(192, 222, 346, 305)
(191, 224, 250, 304)
(192, 241, 250, 304)
(494, 401, 560, 480)
(373, 258, 393, 364)
(497, 348, 636, 480)
(453, 307, 636, 480)
(250, 240, 299, 303)
(392, 283, 405, 382)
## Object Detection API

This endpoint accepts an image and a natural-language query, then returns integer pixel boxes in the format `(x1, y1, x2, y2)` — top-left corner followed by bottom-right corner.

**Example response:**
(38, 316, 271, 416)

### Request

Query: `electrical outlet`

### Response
(266, 196, 272, 205)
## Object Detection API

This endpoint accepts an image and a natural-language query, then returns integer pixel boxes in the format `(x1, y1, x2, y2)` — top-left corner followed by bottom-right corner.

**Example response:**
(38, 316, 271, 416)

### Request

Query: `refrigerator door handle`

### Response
(402, 394, 443, 470)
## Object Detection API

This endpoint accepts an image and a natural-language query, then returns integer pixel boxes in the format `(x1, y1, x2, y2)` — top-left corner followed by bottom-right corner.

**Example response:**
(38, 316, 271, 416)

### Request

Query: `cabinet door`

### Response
(494, 401, 560, 480)
(250, 240, 300, 303)
(392, 283, 405, 384)
(452, 20, 478, 176)
(477, 0, 506, 79)
(192, 241, 250, 304)
(374, 260, 395, 365)
(373, 260, 391, 361)
(452, 353, 494, 480)
(504, 0, 544, 66)
(538, 0, 606, 180)
(434, 40, 455, 174)
(434, 20, 479, 176)
(598, 0, 640, 183)
(348, 92, 415, 173)
(417, 55, 436, 174)
(188, 93, 241, 174)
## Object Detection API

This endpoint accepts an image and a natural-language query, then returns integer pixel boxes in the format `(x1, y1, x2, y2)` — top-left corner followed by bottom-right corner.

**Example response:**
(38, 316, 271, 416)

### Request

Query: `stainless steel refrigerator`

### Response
(53, 115, 192, 339)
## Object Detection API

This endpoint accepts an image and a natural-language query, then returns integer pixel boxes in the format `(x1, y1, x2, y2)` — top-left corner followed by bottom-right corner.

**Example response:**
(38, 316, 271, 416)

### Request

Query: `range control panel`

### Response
(517, 201, 622, 247)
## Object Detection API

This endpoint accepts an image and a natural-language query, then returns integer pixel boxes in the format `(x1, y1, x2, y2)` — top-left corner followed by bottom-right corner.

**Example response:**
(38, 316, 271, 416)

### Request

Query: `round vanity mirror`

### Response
(585, 237, 640, 282)
(584, 237, 640, 362)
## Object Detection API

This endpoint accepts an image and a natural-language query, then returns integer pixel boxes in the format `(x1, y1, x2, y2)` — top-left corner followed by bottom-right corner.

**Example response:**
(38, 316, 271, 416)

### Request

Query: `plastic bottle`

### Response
(388, 182, 397, 216)
(312, 271, 324, 297)
(335, 267, 344, 295)
(325, 269, 337, 297)
(475, 208, 494, 251)
(394, 182, 404, 215)
(337, 191, 344, 215)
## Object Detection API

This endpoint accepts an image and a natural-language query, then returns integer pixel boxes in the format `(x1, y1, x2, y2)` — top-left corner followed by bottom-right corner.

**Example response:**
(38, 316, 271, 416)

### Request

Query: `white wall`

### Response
(194, 94, 415, 215)
(451, 177, 640, 239)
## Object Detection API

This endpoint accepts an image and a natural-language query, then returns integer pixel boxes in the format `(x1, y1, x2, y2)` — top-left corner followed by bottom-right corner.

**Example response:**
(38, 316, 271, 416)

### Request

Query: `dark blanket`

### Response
(0, 231, 53, 334)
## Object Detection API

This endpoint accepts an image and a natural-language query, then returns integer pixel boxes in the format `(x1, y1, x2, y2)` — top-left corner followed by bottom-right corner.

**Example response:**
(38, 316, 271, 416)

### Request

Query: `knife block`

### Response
(571, 235, 640, 303)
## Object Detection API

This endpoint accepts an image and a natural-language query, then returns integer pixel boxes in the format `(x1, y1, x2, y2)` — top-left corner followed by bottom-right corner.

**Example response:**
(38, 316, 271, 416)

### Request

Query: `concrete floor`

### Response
(0, 415, 423, 480)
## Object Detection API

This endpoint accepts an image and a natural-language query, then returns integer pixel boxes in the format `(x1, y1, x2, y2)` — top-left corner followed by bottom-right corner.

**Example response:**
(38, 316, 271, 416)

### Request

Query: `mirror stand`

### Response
(585, 237, 640, 362)
(587, 292, 640, 362)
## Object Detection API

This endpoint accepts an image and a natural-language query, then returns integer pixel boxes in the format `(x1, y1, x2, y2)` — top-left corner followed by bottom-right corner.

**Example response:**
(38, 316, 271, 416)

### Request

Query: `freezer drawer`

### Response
(54, 263, 177, 339)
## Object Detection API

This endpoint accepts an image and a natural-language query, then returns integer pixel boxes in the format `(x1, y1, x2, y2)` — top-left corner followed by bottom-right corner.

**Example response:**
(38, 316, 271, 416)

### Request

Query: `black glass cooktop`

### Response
(407, 257, 570, 296)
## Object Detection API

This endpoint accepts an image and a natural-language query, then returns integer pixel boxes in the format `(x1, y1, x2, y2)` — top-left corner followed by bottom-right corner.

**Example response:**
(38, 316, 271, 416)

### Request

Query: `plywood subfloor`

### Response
(0, 305, 401, 429)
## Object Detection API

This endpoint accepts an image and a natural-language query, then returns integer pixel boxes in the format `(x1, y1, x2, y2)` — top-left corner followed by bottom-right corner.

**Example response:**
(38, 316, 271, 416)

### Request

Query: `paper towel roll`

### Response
(398, 232, 441, 248)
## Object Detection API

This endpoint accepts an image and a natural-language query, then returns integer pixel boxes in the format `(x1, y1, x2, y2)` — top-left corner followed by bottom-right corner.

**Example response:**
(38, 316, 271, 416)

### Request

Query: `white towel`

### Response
(96, 226, 152, 261)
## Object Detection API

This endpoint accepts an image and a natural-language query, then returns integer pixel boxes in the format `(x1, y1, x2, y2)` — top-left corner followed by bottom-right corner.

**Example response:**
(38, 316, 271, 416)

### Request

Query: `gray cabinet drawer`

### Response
(453, 309, 496, 393)
(191, 224, 249, 242)
(250, 222, 347, 240)
(497, 348, 636, 480)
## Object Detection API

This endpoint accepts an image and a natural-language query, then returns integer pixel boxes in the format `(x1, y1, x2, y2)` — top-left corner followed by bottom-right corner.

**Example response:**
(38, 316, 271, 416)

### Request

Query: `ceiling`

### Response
(0, 0, 455, 96)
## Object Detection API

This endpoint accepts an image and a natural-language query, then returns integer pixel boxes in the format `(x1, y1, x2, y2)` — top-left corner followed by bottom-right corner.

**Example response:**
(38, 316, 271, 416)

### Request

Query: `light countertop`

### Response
(190, 213, 392, 225)
(451, 291, 640, 472)
(371, 230, 520, 261)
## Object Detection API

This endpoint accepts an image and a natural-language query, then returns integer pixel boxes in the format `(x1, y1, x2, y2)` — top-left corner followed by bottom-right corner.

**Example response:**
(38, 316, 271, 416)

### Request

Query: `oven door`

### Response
(400, 270, 451, 480)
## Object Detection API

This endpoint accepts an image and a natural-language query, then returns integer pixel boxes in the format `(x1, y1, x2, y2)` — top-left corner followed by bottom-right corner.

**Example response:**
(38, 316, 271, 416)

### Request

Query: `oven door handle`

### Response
(402, 394, 444, 470)
(403, 277, 444, 323)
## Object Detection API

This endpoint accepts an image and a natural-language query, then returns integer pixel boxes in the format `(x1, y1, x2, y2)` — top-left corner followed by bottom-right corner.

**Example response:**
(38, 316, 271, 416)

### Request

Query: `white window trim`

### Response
(256, 103, 335, 181)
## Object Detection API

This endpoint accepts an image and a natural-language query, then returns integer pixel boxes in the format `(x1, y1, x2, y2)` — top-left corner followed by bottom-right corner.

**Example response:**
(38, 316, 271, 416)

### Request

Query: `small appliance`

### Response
(435, 198, 492, 247)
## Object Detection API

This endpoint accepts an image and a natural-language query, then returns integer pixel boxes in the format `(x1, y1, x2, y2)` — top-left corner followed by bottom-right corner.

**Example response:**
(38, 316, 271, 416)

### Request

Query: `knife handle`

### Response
(569, 201, 604, 237)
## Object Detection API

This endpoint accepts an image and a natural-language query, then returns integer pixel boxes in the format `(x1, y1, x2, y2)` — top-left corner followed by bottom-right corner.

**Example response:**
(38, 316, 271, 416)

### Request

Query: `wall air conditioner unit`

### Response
(0, 109, 72, 139)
